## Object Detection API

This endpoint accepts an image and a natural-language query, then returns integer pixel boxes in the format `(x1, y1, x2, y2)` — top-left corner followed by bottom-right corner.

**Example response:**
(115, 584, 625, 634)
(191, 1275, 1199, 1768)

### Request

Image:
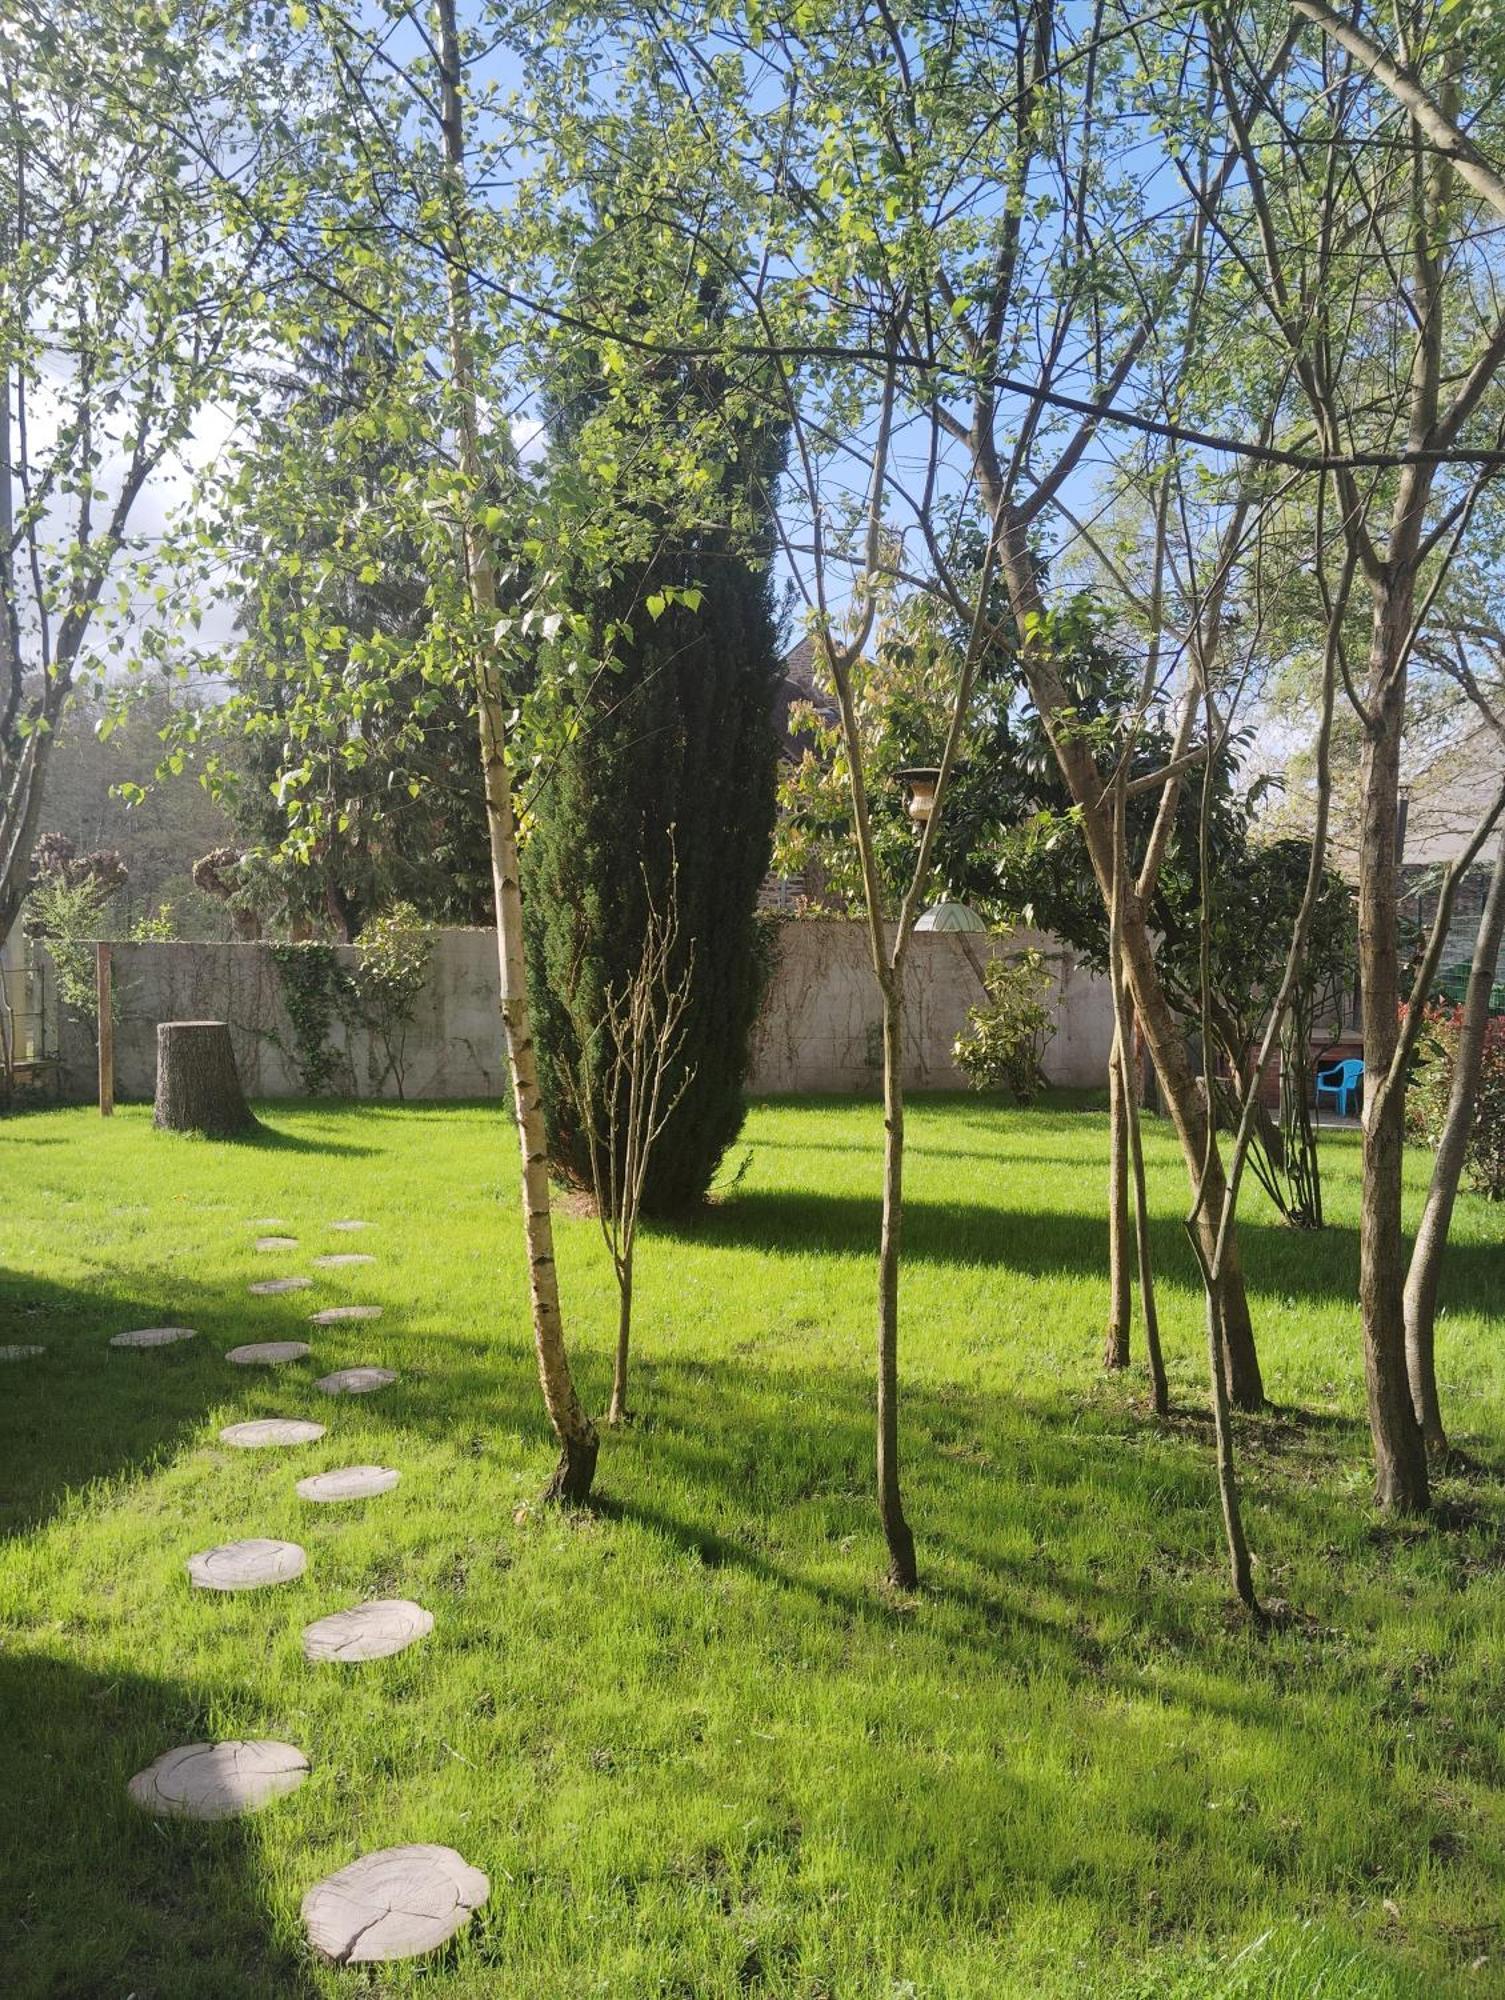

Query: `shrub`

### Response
(356, 902, 433, 1098)
(26, 874, 118, 1024)
(1409, 1003, 1505, 1200)
(131, 904, 179, 941)
(953, 946, 1056, 1104)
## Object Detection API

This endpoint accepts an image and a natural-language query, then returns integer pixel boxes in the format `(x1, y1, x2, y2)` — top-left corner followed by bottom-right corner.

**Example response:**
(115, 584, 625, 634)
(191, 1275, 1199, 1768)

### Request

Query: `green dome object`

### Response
(915, 900, 988, 933)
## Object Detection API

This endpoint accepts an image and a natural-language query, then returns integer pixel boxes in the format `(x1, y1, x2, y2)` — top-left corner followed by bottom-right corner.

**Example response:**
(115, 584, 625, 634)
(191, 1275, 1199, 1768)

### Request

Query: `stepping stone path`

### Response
(249, 1217, 286, 1228)
(128, 1741, 309, 1820)
(297, 1465, 401, 1503)
(316, 1367, 396, 1396)
(220, 1418, 326, 1448)
(302, 1598, 433, 1663)
(0, 1344, 45, 1361)
(111, 1326, 197, 1349)
(151, 1202, 474, 1959)
(302, 1845, 488, 1965)
(188, 1538, 307, 1591)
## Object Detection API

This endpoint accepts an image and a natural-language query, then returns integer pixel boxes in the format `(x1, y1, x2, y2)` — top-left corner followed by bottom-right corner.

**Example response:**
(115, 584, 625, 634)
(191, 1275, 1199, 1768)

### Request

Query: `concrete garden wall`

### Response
(44, 919, 1114, 1103)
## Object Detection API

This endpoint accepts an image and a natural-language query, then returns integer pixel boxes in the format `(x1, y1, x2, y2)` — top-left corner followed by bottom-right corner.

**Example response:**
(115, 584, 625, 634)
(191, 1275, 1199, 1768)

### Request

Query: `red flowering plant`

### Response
(1407, 1001, 1505, 1200)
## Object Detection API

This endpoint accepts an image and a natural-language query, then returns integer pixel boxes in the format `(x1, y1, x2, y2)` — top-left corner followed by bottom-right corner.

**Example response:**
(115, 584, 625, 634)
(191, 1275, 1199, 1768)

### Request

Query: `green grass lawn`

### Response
(3, 1094, 1504, 1999)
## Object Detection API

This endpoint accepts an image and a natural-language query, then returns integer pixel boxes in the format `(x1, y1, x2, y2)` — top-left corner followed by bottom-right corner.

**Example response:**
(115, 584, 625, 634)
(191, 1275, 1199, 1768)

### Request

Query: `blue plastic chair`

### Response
(1314, 1057, 1364, 1118)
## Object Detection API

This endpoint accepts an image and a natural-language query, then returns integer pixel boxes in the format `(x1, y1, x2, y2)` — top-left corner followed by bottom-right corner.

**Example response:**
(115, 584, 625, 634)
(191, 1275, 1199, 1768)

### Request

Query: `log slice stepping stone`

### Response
(220, 1418, 326, 1448)
(187, 1538, 306, 1590)
(249, 1217, 286, 1228)
(302, 1844, 488, 1964)
(226, 1340, 311, 1367)
(249, 1276, 311, 1296)
(328, 1219, 369, 1232)
(309, 1304, 382, 1324)
(111, 1326, 197, 1349)
(128, 1740, 309, 1820)
(296, 1465, 401, 1503)
(315, 1367, 396, 1396)
(255, 1236, 298, 1252)
(311, 1253, 376, 1269)
(302, 1597, 433, 1662)
(0, 1344, 45, 1361)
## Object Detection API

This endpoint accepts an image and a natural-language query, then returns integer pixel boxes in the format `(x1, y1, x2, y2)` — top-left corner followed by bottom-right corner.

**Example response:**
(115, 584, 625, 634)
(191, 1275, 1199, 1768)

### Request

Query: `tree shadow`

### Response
(230, 1114, 380, 1158)
(651, 1185, 1504, 1315)
(0, 1267, 320, 1542)
(0, 1649, 314, 2000)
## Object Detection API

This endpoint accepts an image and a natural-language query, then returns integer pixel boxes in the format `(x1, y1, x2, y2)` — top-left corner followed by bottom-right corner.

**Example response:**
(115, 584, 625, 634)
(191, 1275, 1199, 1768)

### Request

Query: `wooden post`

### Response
(96, 942, 114, 1117)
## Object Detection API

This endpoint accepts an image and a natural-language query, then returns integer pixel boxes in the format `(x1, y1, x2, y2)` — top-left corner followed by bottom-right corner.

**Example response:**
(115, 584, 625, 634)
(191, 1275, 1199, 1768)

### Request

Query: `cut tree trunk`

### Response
(153, 1021, 257, 1138)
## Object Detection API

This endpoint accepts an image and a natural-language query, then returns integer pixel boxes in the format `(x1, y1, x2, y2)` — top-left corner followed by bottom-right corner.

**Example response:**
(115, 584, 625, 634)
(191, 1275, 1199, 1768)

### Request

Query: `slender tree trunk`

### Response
(1119, 901, 1264, 1410)
(1126, 1064, 1169, 1415)
(1104, 1040, 1132, 1369)
(877, 979, 918, 1587)
(610, 1249, 633, 1427)
(1001, 534, 1262, 1410)
(1204, 1287, 1258, 1612)
(1405, 829, 1505, 1457)
(1357, 588, 1429, 1512)
(436, 0, 597, 1504)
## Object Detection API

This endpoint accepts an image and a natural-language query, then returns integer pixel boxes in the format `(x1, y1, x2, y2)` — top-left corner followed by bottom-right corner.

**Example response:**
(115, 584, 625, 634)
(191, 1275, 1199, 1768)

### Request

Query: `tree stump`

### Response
(154, 1021, 257, 1137)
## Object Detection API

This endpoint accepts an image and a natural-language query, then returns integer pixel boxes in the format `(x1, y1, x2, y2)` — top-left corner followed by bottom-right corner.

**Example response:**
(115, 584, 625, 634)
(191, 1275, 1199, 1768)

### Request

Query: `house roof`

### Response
(772, 637, 839, 762)
(1401, 721, 1505, 868)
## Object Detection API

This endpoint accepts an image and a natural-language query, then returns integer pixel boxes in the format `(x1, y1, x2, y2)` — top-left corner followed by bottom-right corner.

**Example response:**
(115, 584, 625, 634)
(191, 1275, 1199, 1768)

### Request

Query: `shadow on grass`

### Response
(225, 1114, 380, 1158)
(0, 1267, 316, 1542)
(0, 1650, 315, 2000)
(652, 1185, 1504, 1318)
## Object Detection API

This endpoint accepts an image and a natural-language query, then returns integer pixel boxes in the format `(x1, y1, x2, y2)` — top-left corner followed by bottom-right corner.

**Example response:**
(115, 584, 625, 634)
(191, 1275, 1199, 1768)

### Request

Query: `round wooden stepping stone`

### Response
(302, 1844, 487, 1964)
(110, 1326, 197, 1349)
(187, 1538, 306, 1591)
(311, 1253, 376, 1269)
(328, 1218, 369, 1232)
(309, 1304, 382, 1324)
(220, 1418, 326, 1448)
(0, 1344, 45, 1361)
(255, 1235, 298, 1252)
(128, 1740, 309, 1819)
(249, 1216, 286, 1227)
(315, 1367, 395, 1396)
(302, 1597, 433, 1662)
(226, 1341, 311, 1367)
(249, 1276, 311, 1296)
(296, 1465, 401, 1503)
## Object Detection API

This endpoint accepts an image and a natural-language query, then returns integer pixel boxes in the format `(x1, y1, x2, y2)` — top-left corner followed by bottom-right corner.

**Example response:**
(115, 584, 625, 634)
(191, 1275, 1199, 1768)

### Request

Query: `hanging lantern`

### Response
(895, 766, 941, 828)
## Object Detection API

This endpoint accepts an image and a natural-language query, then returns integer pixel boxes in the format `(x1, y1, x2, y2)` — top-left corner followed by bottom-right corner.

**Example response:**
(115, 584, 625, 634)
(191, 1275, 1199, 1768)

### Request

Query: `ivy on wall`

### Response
(268, 943, 358, 1095)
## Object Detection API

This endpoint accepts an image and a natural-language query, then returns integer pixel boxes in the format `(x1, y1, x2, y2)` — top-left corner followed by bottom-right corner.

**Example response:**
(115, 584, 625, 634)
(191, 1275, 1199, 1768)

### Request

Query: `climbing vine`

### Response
(269, 943, 358, 1095)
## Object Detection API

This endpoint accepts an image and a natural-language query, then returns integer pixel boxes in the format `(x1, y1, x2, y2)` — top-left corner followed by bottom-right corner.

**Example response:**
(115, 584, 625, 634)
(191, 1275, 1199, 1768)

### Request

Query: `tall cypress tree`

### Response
(522, 352, 784, 1214)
